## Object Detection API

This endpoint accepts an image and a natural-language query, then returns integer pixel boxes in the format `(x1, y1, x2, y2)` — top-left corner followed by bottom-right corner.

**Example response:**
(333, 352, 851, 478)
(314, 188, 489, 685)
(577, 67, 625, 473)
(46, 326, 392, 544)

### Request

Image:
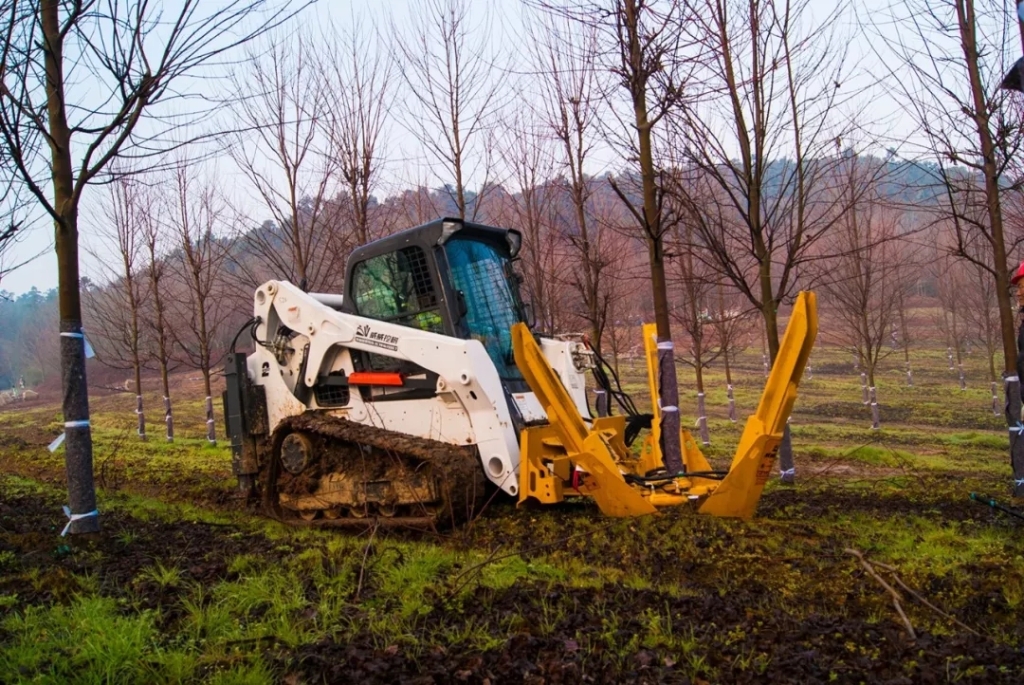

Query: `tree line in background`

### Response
(59, 151, 1016, 445)
(3, 0, 1024, 528)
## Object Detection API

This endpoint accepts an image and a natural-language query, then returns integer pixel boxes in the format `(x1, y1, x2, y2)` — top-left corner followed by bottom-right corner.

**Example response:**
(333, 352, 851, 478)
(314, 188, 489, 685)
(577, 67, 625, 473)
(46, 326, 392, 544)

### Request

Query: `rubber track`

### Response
(263, 412, 488, 528)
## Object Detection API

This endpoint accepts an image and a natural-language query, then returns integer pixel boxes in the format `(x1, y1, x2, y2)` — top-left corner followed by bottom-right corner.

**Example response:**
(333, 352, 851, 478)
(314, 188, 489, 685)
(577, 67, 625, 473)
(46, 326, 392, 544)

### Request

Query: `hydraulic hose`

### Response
(970, 492, 1024, 522)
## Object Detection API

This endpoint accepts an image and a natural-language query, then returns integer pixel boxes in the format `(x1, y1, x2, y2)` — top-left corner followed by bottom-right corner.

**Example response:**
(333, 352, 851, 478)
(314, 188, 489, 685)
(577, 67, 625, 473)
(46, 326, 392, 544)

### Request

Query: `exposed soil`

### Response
(3, 352, 1024, 683)
(0, 486, 281, 610)
(285, 589, 1023, 685)
(3, 479, 1023, 684)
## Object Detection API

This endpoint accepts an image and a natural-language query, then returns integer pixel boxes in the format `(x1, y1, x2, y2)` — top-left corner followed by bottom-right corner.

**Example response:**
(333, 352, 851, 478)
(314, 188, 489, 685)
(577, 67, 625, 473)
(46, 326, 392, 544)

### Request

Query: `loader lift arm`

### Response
(513, 291, 818, 519)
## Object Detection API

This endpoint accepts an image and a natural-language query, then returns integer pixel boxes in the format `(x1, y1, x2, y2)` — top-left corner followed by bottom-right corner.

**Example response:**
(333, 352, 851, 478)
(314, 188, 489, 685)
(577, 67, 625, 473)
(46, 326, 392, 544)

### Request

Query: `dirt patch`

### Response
(2, 481, 1023, 683)
(796, 401, 914, 424)
(0, 487, 278, 609)
(283, 582, 1023, 684)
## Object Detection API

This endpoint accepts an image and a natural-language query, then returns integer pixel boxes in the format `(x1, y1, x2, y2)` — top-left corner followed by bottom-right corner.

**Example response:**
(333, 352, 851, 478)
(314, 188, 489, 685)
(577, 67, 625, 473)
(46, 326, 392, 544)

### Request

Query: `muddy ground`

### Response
(3, 352, 1024, 684)
(2, 467, 1023, 684)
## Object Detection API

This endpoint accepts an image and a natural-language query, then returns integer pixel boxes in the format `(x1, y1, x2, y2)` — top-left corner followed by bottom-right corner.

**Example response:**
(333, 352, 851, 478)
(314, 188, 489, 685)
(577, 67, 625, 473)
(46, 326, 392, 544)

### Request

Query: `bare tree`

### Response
(668, 220, 722, 444)
(892, 239, 922, 387)
(962, 257, 1003, 415)
(532, 13, 612, 350)
(672, 0, 857, 481)
(712, 283, 752, 422)
(87, 175, 148, 439)
(166, 161, 232, 444)
(496, 109, 561, 332)
(230, 32, 341, 292)
(879, 0, 1024, 486)
(936, 254, 971, 391)
(321, 17, 395, 247)
(537, 0, 693, 470)
(818, 159, 905, 429)
(140, 192, 175, 443)
(395, 0, 504, 220)
(0, 0, 302, 534)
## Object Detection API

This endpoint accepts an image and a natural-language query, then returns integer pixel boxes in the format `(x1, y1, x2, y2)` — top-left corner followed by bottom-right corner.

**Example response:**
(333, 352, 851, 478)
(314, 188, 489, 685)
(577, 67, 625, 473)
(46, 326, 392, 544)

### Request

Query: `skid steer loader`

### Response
(223, 217, 817, 528)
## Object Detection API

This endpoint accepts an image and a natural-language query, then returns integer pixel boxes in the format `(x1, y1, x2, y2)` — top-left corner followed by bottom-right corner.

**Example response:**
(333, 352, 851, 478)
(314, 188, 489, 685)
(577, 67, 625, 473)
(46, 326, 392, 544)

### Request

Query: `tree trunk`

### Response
(951, 305, 966, 390)
(134, 367, 145, 441)
(619, 0, 681, 474)
(651, 240, 682, 473)
(760, 273, 794, 482)
(128, 283, 145, 441)
(952, 0, 1015, 496)
(203, 369, 216, 445)
(1004, 373, 1024, 497)
(150, 267, 173, 443)
(164, 393, 174, 441)
(958, 0, 1015, 374)
(761, 326, 769, 379)
(44, 0, 98, 535)
(695, 361, 709, 446)
(870, 386, 880, 430)
(899, 302, 912, 386)
(724, 347, 737, 422)
(198, 305, 216, 444)
(157, 301, 173, 442)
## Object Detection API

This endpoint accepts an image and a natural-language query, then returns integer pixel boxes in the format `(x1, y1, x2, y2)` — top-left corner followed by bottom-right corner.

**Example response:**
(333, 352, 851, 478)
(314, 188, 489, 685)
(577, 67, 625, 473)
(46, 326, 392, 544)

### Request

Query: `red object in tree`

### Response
(1012, 260, 1024, 285)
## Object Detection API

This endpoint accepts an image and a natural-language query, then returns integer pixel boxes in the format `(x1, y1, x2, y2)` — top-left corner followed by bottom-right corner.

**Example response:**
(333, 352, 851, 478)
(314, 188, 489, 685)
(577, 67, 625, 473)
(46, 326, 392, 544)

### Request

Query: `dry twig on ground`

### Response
(845, 547, 916, 639)
(872, 560, 984, 638)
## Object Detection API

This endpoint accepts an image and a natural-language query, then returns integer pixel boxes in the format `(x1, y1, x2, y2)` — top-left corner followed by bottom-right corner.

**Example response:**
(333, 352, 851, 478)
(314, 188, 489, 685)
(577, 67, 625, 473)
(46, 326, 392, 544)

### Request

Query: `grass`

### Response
(0, 339, 1022, 682)
(1, 596, 167, 685)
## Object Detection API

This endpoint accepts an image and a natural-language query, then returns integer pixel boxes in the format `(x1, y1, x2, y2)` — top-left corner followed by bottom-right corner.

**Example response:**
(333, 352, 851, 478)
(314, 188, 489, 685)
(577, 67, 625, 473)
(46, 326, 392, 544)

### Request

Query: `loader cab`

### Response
(342, 217, 530, 392)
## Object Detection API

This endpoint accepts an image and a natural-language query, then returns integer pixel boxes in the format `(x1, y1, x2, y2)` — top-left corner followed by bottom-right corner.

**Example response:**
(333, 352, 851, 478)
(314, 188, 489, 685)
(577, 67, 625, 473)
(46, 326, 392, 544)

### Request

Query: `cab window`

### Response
(351, 246, 444, 334)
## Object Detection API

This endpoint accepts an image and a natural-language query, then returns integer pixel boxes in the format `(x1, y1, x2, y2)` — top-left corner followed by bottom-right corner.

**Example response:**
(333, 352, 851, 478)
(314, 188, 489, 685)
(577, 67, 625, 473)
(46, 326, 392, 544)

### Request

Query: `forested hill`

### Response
(0, 288, 58, 389)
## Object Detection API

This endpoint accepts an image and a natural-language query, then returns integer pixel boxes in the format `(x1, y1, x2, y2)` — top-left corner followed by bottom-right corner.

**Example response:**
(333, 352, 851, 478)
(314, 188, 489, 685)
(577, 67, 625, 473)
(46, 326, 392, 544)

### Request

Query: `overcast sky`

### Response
(0, 0, 1014, 295)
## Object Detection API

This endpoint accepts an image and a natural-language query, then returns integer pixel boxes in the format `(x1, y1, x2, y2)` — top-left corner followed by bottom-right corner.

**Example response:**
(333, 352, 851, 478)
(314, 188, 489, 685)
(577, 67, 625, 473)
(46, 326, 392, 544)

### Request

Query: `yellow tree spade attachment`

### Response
(512, 291, 818, 520)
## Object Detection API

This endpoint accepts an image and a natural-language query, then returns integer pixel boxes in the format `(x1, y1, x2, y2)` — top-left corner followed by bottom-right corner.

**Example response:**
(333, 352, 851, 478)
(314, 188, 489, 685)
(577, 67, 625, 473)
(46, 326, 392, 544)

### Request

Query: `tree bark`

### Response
(147, 246, 173, 443)
(870, 386, 880, 430)
(131, 316, 145, 441)
(956, 0, 1020, 485)
(1004, 374, 1024, 497)
(617, 0, 681, 473)
(44, 0, 98, 534)
(197, 307, 216, 445)
(723, 346, 737, 422)
(899, 301, 912, 386)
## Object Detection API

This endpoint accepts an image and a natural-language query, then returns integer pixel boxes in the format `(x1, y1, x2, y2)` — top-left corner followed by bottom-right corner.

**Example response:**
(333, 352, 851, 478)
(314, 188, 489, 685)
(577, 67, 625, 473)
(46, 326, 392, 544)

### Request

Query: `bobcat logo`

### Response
(356, 324, 371, 338)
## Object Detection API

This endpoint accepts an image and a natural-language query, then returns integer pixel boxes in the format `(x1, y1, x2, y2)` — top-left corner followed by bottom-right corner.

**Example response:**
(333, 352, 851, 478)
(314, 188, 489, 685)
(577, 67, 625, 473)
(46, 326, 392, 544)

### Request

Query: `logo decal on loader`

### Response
(355, 324, 399, 351)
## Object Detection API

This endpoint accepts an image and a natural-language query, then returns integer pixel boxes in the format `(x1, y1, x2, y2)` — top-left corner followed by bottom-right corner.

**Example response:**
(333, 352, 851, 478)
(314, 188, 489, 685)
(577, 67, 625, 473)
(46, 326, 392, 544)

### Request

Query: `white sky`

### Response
(0, 0, 1012, 295)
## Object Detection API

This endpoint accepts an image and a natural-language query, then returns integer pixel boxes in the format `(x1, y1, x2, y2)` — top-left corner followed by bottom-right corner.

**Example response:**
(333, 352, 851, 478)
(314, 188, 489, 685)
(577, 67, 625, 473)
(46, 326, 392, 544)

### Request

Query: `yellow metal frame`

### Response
(513, 291, 818, 520)
(514, 325, 656, 516)
(699, 292, 818, 518)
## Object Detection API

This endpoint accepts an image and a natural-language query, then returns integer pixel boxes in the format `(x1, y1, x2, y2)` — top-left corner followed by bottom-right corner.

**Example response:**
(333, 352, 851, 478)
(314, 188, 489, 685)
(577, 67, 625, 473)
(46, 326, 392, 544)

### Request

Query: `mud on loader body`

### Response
(223, 218, 817, 528)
